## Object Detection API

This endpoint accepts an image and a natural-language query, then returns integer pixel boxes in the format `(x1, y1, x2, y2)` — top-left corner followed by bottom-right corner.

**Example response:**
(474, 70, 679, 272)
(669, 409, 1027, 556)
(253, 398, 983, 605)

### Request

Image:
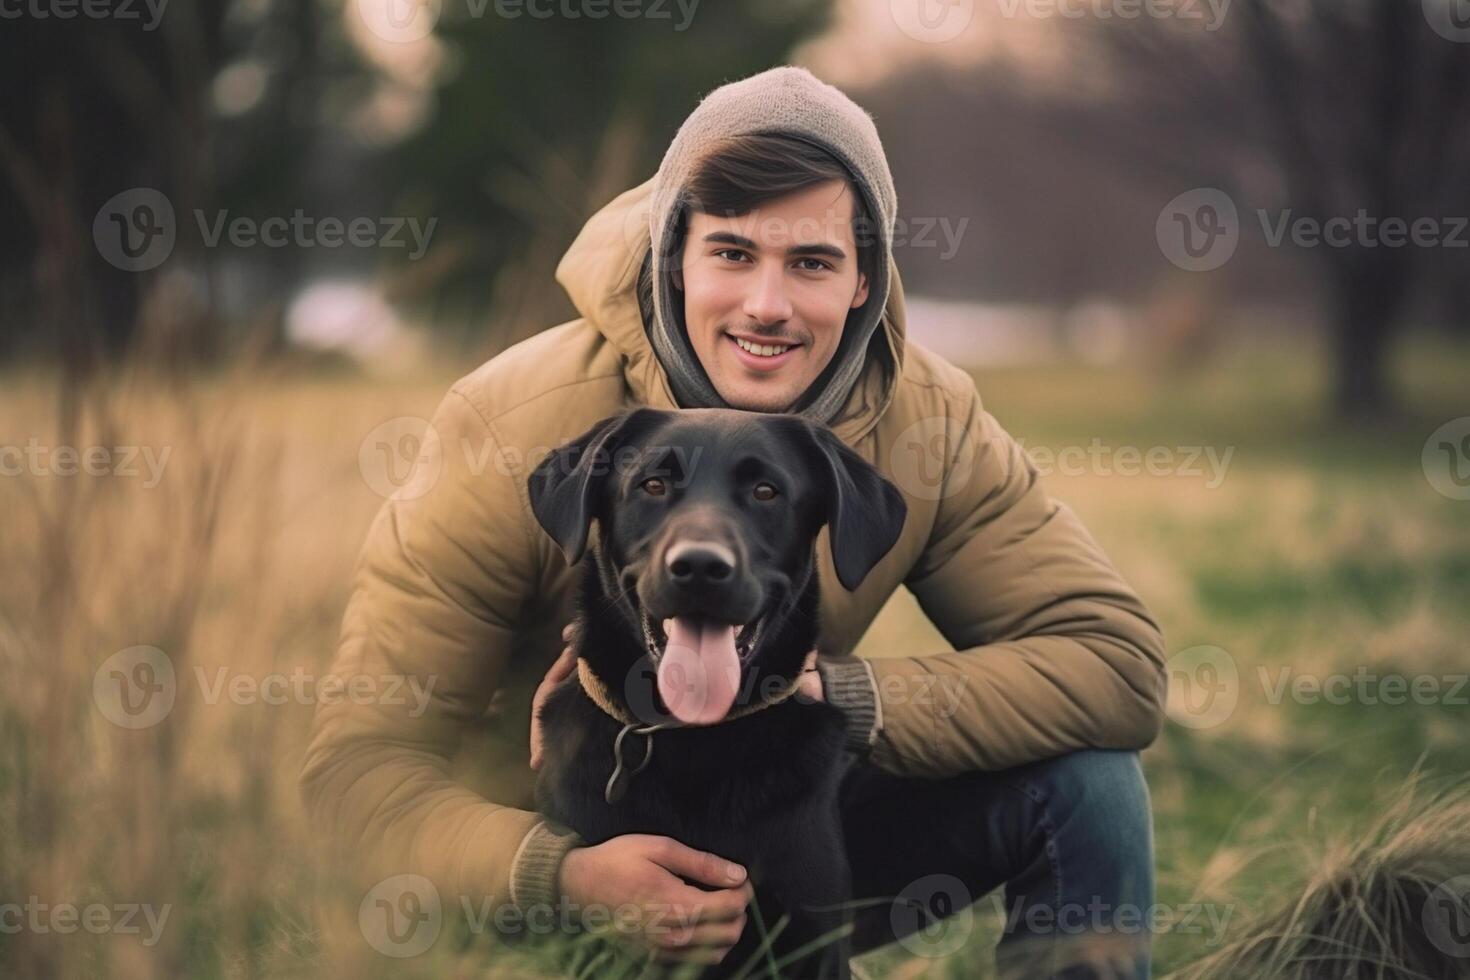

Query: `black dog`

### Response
(527, 407, 907, 979)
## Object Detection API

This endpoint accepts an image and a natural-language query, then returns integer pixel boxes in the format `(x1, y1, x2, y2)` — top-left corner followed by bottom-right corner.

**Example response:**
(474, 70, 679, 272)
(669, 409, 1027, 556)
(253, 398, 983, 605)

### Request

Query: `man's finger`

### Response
(664, 880, 752, 926)
(549, 644, 577, 681)
(653, 840, 747, 890)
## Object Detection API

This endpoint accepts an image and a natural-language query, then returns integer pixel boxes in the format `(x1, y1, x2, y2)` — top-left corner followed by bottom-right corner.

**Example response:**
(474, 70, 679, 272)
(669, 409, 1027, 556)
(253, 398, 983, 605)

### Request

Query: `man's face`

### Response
(673, 179, 871, 413)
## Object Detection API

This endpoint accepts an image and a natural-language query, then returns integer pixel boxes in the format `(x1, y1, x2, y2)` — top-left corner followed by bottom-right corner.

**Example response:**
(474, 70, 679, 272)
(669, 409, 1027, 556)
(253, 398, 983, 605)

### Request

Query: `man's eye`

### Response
(796, 258, 831, 272)
(641, 477, 667, 496)
(716, 248, 749, 263)
(752, 482, 778, 501)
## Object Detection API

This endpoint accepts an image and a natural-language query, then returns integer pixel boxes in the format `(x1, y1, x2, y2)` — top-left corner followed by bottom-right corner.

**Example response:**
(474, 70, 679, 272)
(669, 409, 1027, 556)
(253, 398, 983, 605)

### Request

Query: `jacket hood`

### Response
(553, 173, 908, 446)
(647, 66, 900, 427)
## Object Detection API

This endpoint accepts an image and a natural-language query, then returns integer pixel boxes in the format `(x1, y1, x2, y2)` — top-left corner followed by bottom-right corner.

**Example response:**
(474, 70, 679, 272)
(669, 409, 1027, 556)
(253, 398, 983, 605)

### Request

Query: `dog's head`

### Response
(528, 407, 907, 725)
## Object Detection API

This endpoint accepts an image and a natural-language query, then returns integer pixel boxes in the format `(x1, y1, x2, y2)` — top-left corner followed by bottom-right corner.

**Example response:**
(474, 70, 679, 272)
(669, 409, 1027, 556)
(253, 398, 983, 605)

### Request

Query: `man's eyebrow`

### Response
(702, 230, 847, 262)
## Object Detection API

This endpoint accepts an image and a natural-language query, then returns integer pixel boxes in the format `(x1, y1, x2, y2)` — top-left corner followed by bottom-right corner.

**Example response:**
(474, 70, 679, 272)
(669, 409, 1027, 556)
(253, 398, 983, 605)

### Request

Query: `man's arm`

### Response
(299, 386, 580, 913)
(818, 381, 1168, 777)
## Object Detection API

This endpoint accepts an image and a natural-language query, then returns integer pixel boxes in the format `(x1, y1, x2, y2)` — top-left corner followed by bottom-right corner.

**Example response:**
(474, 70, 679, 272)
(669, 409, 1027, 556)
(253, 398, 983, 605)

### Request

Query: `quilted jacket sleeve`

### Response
(823, 380, 1168, 777)
(299, 386, 581, 916)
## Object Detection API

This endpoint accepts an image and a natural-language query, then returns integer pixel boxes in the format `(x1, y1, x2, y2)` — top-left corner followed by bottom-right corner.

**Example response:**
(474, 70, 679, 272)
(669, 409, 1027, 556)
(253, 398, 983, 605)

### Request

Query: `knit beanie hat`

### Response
(646, 66, 898, 424)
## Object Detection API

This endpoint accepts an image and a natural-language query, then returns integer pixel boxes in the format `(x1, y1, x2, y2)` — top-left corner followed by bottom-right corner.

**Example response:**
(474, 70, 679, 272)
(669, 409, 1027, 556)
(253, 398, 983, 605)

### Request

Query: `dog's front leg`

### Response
(747, 809, 853, 980)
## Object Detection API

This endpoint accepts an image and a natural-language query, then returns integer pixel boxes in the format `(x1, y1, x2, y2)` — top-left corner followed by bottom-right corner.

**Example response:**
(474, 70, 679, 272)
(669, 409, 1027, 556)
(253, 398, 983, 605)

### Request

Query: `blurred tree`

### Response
(0, 0, 377, 367)
(0, 0, 834, 367)
(1082, 0, 1470, 420)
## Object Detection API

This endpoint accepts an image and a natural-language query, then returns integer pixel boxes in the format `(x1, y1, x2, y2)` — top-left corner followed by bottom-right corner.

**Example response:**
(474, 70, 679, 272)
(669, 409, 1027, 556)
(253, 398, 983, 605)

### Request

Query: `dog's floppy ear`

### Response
(528, 407, 668, 566)
(782, 417, 908, 592)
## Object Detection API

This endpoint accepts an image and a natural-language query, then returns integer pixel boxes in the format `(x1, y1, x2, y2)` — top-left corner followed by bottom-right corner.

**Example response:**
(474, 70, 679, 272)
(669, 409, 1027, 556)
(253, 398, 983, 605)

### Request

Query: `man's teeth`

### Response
(733, 336, 793, 357)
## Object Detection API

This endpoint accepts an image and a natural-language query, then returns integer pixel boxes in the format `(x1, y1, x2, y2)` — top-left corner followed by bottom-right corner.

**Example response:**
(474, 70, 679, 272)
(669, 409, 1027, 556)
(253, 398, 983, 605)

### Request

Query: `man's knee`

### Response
(1019, 749, 1149, 821)
(1015, 749, 1153, 880)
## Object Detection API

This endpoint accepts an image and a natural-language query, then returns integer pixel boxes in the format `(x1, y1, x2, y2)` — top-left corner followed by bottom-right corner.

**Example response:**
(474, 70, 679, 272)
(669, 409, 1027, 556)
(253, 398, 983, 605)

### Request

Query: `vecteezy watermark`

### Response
(995, 0, 1231, 31)
(356, 0, 700, 43)
(0, 0, 167, 29)
(357, 415, 716, 501)
(360, 874, 762, 958)
(1258, 210, 1470, 250)
(93, 188, 176, 272)
(93, 188, 437, 272)
(1423, 417, 1470, 501)
(1258, 666, 1469, 708)
(889, 0, 976, 44)
(1423, 0, 1470, 43)
(1156, 188, 1240, 272)
(888, 416, 977, 502)
(1423, 875, 1470, 958)
(1167, 645, 1470, 730)
(0, 899, 171, 946)
(93, 646, 177, 730)
(359, 416, 444, 501)
(1166, 644, 1239, 730)
(93, 646, 437, 729)
(0, 439, 171, 488)
(194, 667, 436, 717)
(613, 657, 967, 728)
(1016, 438, 1235, 489)
(987, 892, 1234, 947)
(1158, 188, 1470, 272)
(361, 875, 442, 958)
(891, 874, 975, 958)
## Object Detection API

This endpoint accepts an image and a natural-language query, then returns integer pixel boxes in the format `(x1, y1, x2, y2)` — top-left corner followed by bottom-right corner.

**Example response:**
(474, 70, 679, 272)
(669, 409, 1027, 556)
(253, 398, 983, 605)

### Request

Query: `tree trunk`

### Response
(1329, 256, 1408, 421)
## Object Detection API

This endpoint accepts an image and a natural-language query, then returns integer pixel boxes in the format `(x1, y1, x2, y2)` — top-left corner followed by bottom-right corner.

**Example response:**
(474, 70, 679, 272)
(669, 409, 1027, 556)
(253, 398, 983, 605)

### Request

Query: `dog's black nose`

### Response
(665, 541, 735, 586)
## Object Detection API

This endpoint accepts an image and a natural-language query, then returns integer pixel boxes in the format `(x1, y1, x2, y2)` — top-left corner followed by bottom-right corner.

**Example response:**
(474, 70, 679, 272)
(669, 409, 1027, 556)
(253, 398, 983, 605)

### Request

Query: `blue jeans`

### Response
(839, 749, 1155, 979)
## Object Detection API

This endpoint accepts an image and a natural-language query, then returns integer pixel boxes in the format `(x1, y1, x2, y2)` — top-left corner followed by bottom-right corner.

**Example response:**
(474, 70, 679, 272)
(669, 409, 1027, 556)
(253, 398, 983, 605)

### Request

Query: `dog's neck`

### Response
(574, 654, 806, 728)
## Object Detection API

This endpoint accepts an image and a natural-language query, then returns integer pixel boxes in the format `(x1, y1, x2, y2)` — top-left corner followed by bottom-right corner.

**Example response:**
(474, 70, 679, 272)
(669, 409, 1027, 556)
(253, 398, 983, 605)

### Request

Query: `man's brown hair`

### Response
(638, 131, 880, 327)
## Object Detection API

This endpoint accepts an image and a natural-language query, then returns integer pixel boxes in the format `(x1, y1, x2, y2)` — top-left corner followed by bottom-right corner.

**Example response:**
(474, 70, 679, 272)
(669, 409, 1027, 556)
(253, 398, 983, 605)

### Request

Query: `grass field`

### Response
(1, 333, 1467, 978)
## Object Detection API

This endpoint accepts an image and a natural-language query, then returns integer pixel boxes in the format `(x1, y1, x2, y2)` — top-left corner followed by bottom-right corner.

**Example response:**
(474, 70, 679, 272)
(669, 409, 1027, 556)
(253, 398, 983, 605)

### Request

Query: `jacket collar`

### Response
(553, 176, 908, 446)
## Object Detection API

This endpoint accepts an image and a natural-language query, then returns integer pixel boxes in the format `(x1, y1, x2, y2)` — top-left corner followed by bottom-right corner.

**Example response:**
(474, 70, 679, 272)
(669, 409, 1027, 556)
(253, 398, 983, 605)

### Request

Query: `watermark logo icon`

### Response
(1424, 0, 1470, 42)
(94, 188, 176, 272)
(1423, 875, 1470, 957)
(892, 873, 974, 958)
(890, 0, 975, 43)
(889, 415, 976, 501)
(357, 0, 441, 42)
(360, 874, 442, 957)
(1423, 417, 1470, 501)
(359, 416, 443, 500)
(1166, 644, 1238, 730)
(1157, 188, 1238, 272)
(93, 646, 176, 729)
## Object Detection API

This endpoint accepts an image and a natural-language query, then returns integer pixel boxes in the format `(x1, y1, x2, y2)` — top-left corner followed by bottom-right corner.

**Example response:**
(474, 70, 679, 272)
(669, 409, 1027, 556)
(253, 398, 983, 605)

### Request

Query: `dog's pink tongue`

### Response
(657, 617, 740, 725)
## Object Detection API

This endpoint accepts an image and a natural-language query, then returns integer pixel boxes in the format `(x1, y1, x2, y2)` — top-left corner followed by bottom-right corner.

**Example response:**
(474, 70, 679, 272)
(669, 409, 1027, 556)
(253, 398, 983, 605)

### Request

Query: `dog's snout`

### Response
(665, 541, 736, 585)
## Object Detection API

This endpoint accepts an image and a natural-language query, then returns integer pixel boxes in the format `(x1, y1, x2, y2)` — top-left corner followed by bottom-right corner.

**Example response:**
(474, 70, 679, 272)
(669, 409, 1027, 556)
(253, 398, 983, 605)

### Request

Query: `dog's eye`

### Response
(640, 477, 667, 497)
(752, 482, 779, 501)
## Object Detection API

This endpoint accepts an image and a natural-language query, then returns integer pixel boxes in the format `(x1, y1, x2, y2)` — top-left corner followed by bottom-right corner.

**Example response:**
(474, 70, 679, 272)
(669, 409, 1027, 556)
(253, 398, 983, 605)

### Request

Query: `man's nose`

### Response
(742, 264, 793, 325)
(665, 540, 736, 588)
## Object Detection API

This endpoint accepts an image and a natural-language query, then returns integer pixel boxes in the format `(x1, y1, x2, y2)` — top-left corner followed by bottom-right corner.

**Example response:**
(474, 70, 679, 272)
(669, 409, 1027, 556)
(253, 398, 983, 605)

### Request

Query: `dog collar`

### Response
(574, 656, 805, 727)
(575, 656, 808, 804)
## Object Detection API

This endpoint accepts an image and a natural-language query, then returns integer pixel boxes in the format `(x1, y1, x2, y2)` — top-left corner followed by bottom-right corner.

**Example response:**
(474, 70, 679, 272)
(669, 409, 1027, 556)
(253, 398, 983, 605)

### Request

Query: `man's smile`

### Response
(726, 331, 804, 372)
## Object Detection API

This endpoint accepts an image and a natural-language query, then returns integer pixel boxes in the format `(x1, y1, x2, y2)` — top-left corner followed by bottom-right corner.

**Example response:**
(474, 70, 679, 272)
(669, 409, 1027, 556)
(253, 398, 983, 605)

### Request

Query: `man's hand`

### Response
(529, 623, 577, 771)
(798, 649, 824, 703)
(558, 834, 753, 965)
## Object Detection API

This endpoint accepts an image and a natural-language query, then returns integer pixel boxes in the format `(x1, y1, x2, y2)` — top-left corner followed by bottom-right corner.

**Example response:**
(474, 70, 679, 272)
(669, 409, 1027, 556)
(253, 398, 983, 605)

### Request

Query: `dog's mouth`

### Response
(639, 611, 768, 726)
(641, 612, 766, 665)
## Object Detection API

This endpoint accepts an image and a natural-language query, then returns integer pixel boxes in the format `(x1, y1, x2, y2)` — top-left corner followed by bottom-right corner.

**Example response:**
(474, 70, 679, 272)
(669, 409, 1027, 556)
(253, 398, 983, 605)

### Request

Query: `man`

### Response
(301, 66, 1167, 978)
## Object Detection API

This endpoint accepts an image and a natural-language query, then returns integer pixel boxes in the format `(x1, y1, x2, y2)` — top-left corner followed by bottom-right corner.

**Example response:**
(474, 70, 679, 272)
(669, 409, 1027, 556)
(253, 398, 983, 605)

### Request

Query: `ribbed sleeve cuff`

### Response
(816, 655, 882, 758)
(508, 818, 584, 914)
